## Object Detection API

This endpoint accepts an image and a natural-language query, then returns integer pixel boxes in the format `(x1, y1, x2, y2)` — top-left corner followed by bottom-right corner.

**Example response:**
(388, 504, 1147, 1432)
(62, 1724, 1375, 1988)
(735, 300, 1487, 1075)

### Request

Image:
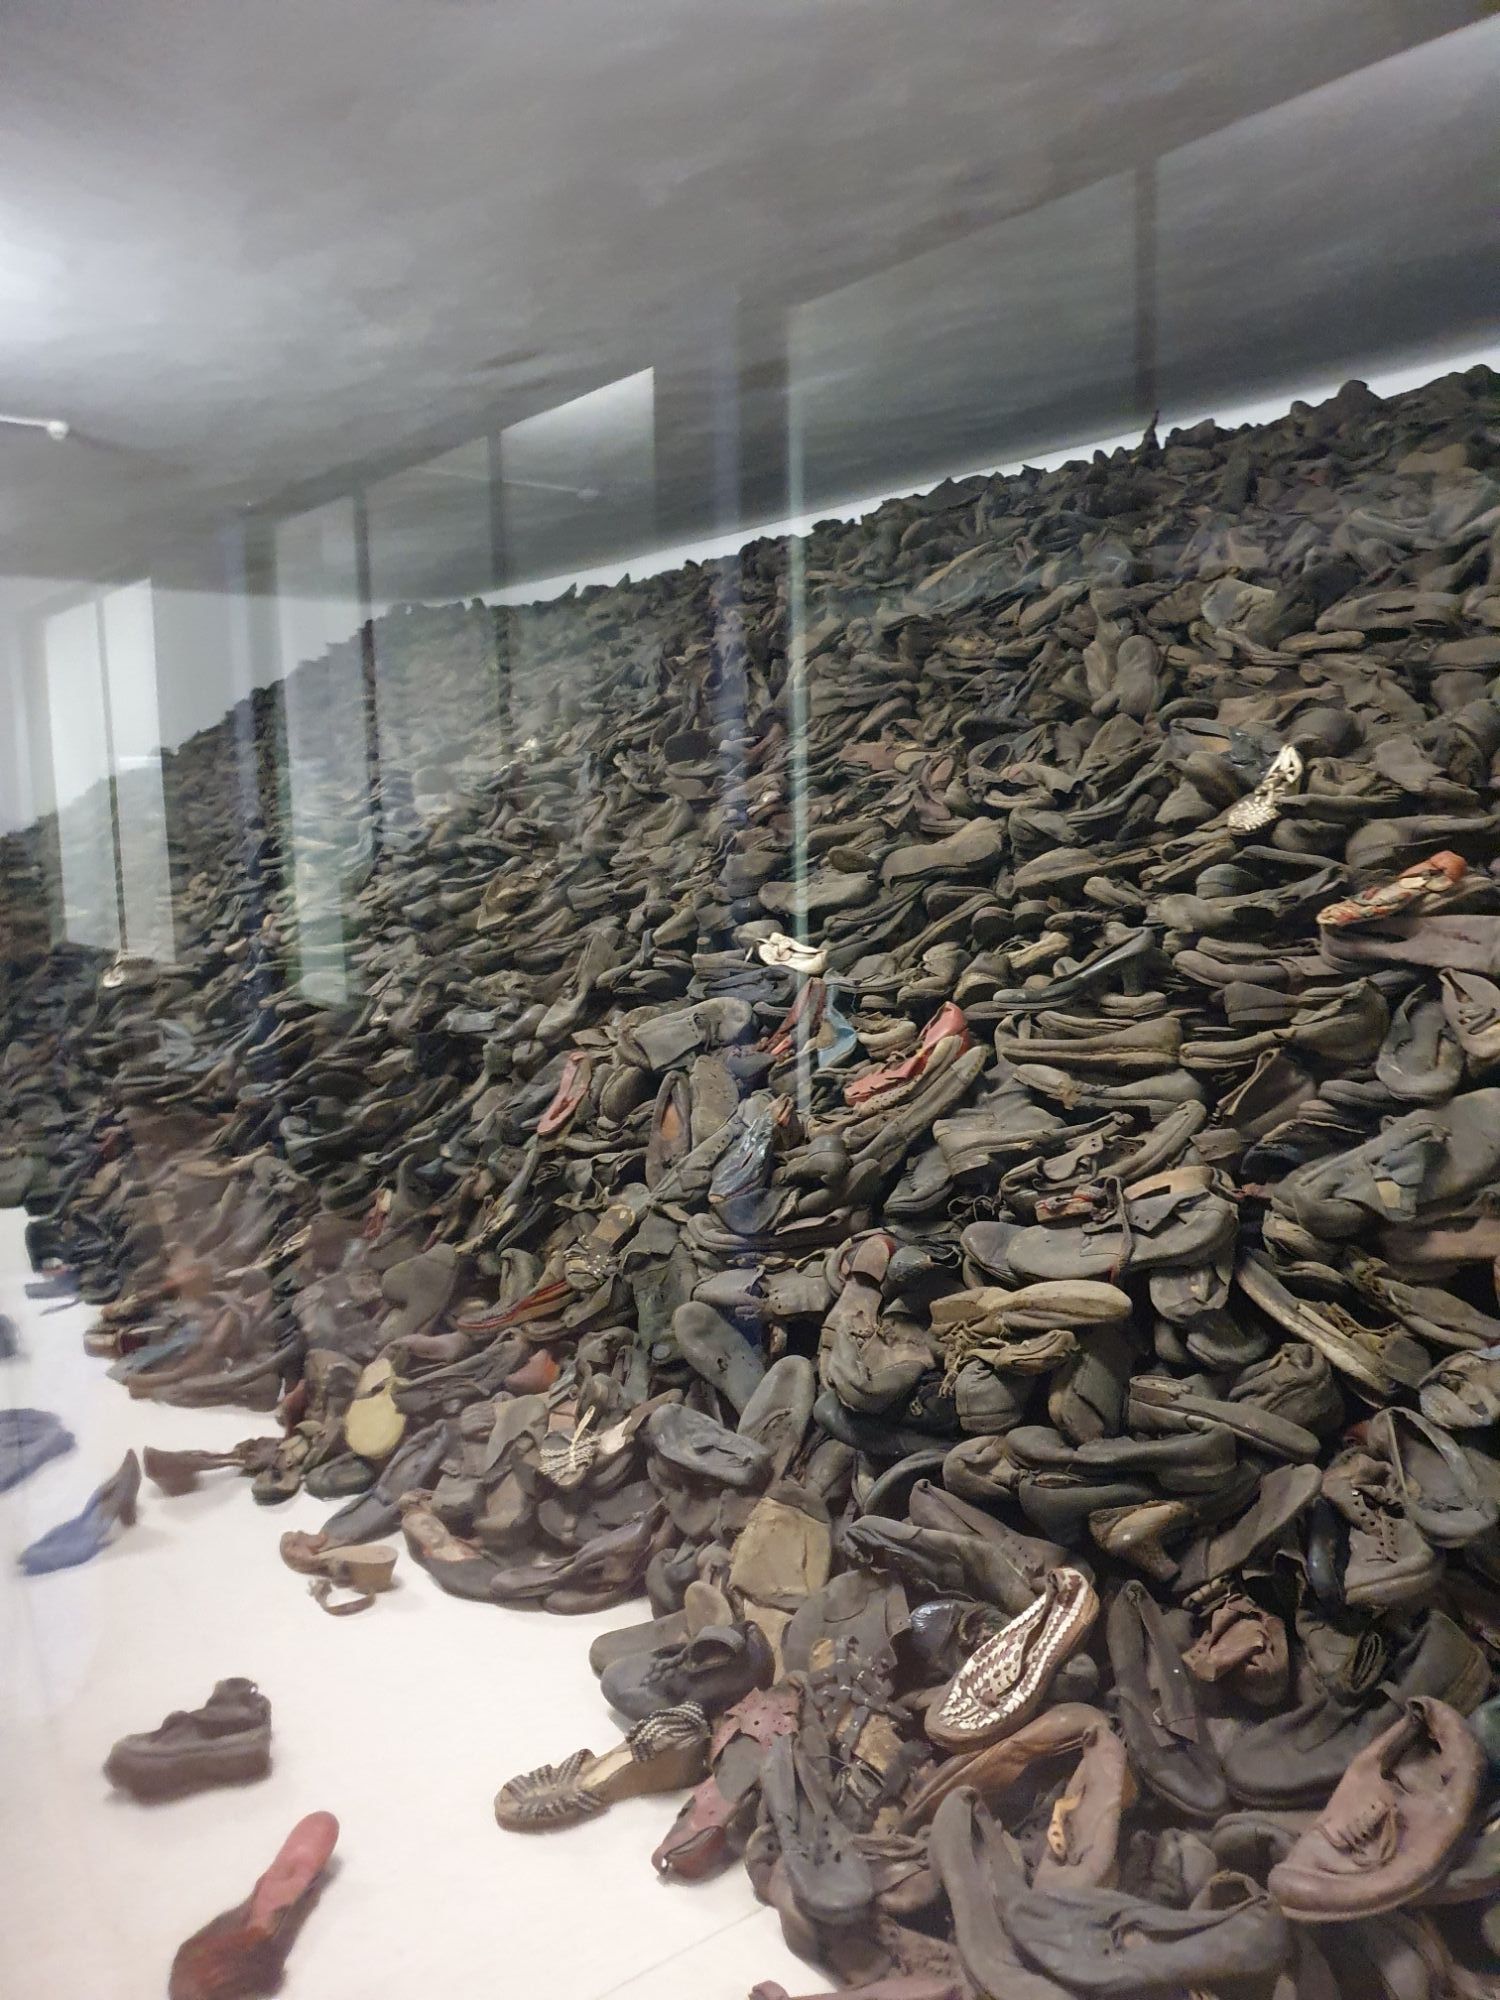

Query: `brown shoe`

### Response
(1182, 1591, 1289, 1709)
(1268, 1698, 1485, 1920)
(904, 1702, 1113, 1829)
(653, 1684, 800, 1881)
(105, 1679, 272, 1801)
(1321, 1446, 1444, 1608)
(143, 1440, 278, 1496)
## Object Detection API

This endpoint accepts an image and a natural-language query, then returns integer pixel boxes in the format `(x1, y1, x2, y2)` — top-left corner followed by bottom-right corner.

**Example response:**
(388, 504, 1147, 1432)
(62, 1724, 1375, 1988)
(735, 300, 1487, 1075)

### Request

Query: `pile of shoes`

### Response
(4, 366, 1500, 1992)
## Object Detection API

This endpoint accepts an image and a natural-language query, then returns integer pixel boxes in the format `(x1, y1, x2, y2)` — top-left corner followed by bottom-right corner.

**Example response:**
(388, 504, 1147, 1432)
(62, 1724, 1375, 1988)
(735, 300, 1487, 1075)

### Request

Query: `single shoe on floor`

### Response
(280, 1531, 398, 1615)
(169, 1810, 338, 2000)
(18, 1450, 140, 1574)
(105, 1679, 272, 1801)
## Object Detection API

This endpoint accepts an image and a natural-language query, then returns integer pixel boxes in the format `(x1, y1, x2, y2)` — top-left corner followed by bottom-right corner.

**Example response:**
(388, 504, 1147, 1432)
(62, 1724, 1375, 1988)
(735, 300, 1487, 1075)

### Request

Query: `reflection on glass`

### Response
(499, 370, 656, 760)
(366, 439, 495, 608)
(0, 595, 44, 839)
(1156, 19, 1500, 416)
(499, 368, 655, 586)
(273, 499, 368, 1004)
(100, 581, 175, 963)
(788, 175, 1137, 512)
(43, 599, 119, 952)
(367, 439, 499, 822)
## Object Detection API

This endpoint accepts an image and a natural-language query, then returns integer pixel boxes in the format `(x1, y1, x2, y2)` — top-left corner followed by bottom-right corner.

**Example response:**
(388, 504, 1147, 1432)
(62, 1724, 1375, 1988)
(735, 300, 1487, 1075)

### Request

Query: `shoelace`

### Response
(1321, 1792, 1398, 1865)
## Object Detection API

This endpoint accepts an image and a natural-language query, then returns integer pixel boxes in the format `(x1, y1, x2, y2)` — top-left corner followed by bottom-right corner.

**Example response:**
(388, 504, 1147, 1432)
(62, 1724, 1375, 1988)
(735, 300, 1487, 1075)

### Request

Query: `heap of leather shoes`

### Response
(4, 367, 1500, 1993)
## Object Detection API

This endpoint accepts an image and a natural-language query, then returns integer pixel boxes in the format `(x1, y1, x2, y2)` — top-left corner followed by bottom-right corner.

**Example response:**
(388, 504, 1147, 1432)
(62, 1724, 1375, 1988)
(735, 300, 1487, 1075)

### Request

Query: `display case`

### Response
(2, 9, 1500, 1999)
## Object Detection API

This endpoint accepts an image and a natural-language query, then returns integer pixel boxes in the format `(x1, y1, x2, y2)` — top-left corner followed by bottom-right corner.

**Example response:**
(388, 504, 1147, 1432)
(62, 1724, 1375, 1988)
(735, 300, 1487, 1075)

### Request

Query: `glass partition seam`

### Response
(786, 384, 813, 1119)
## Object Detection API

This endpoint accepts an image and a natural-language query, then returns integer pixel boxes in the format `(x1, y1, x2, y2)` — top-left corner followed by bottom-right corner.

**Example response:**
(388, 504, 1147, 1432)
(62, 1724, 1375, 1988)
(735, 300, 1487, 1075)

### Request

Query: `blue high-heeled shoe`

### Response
(19, 1450, 140, 1574)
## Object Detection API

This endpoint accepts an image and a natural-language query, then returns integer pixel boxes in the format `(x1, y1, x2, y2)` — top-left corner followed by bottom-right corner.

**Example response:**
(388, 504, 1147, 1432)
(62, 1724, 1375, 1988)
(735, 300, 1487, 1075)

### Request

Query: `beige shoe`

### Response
(754, 931, 827, 975)
(343, 1355, 406, 1460)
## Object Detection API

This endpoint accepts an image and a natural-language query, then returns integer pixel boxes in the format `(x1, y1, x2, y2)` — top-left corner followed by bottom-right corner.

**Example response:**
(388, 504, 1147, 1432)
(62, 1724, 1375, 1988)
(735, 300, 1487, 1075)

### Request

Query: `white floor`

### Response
(0, 1210, 813, 2000)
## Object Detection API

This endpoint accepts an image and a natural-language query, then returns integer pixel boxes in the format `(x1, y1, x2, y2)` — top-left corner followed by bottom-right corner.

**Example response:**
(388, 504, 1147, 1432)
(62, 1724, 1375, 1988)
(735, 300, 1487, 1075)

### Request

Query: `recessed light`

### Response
(0, 411, 69, 441)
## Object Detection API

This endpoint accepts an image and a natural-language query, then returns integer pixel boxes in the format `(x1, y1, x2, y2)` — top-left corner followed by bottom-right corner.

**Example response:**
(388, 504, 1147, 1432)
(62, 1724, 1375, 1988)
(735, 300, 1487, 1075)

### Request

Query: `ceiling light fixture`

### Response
(0, 410, 70, 441)
(499, 474, 601, 501)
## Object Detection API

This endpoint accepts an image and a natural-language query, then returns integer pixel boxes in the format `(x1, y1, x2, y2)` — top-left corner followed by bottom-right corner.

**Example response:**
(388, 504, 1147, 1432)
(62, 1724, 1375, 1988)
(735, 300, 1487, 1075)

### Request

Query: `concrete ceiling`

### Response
(1, 0, 1496, 588)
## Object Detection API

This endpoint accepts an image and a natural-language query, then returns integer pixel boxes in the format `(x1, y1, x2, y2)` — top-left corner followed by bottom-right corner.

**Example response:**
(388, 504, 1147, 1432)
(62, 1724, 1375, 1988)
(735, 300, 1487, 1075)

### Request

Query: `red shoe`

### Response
(170, 1812, 339, 2000)
(536, 1051, 593, 1137)
(761, 979, 826, 1061)
(844, 1001, 971, 1108)
(1317, 850, 1467, 928)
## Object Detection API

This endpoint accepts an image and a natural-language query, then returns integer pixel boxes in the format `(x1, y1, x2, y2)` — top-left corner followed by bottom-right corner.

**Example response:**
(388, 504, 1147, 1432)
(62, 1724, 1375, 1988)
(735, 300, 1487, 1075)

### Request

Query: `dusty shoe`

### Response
(1268, 1698, 1485, 1919)
(1420, 1346, 1500, 1430)
(998, 1870, 1290, 1992)
(1368, 1406, 1498, 1548)
(755, 932, 827, 975)
(728, 1484, 833, 1642)
(927, 1788, 1072, 2000)
(169, 1810, 338, 2000)
(495, 1702, 709, 1831)
(144, 1440, 278, 1496)
(279, 1532, 398, 1615)
(1001, 1167, 1236, 1283)
(1322, 1446, 1444, 1609)
(600, 1621, 775, 1722)
(647, 1403, 772, 1490)
(670, 1301, 767, 1413)
(653, 1684, 800, 1881)
(903, 1701, 1117, 1829)
(926, 1566, 1099, 1753)
(1182, 1592, 1289, 1710)
(1108, 1580, 1228, 1821)
(1173, 1461, 1322, 1592)
(737, 1355, 817, 1478)
(1222, 1610, 1489, 1807)
(760, 1721, 876, 1929)
(105, 1679, 272, 1800)
(319, 1420, 452, 1547)
(1317, 851, 1468, 929)
(1272, 1087, 1500, 1242)
(1226, 744, 1304, 833)
(1439, 967, 1500, 1069)
(400, 1501, 501, 1602)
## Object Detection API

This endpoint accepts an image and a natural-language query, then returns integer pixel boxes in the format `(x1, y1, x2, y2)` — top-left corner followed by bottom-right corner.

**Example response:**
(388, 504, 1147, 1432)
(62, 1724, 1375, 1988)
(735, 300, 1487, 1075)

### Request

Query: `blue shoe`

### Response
(0, 1409, 75, 1492)
(816, 997, 860, 1071)
(107, 1325, 202, 1382)
(19, 1450, 141, 1574)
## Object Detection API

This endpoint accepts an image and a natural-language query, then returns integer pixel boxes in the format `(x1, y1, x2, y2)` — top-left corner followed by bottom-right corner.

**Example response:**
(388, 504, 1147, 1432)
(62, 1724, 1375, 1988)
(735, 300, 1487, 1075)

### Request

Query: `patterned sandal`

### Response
(1317, 850, 1467, 929)
(1225, 744, 1303, 833)
(495, 1702, 709, 1832)
(925, 1566, 1099, 1752)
